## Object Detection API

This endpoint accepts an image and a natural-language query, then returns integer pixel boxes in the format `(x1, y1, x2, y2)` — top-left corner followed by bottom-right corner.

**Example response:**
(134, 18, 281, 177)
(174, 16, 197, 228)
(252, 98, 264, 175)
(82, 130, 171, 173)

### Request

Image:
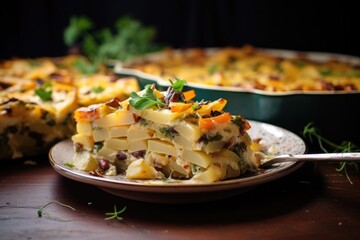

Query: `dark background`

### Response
(1, 0, 359, 59)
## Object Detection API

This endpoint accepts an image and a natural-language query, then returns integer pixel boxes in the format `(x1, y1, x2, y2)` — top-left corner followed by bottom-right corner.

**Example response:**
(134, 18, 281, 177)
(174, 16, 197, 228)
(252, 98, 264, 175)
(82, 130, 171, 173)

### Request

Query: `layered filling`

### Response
(71, 80, 258, 182)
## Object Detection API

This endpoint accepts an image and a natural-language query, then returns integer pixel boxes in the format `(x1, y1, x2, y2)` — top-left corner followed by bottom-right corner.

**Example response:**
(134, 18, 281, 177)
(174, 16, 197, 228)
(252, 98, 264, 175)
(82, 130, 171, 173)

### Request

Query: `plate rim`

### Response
(49, 120, 305, 194)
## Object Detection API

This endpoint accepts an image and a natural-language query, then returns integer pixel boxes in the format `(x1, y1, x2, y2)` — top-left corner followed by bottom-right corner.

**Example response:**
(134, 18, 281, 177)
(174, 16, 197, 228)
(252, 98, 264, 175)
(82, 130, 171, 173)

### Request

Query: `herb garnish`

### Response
(64, 162, 75, 168)
(105, 205, 127, 221)
(129, 85, 165, 110)
(34, 82, 53, 101)
(170, 78, 187, 93)
(37, 201, 76, 217)
(91, 86, 105, 93)
(159, 127, 178, 139)
(303, 122, 360, 184)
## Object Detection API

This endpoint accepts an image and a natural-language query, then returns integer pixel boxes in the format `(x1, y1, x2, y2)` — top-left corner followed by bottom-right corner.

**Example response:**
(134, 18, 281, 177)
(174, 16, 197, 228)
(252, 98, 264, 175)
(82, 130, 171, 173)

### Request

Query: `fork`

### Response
(259, 152, 360, 168)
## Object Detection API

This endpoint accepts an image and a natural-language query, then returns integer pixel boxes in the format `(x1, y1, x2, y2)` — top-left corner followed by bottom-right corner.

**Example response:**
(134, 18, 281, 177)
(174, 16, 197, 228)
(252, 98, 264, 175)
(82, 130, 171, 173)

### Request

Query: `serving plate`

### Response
(49, 120, 306, 204)
(115, 48, 360, 144)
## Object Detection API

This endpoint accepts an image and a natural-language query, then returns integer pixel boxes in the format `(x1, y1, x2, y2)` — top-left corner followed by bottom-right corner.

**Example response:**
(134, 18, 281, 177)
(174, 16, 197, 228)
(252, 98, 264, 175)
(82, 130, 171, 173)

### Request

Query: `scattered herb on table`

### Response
(303, 122, 360, 184)
(105, 205, 127, 221)
(37, 201, 76, 217)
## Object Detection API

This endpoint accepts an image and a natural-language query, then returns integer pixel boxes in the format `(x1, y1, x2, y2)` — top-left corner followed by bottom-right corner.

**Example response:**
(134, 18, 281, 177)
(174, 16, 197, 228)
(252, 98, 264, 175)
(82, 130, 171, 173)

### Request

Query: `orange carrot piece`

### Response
(199, 117, 216, 129)
(183, 90, 196, 101)
(170, 103, 193, 112)
(199, 112, 231, 129)
(212, 112, 231, 124)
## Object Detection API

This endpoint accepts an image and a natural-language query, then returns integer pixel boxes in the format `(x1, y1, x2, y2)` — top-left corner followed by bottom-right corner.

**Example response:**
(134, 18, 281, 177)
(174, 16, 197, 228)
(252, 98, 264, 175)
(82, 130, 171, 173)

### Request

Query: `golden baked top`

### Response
(128, 45, 360, 92)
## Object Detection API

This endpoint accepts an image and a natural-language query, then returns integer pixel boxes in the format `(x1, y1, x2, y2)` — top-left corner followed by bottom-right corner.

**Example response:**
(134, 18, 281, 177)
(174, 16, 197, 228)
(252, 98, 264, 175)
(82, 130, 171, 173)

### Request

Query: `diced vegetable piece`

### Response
(128, 140, 147, 153)
(109, 126, 129, 138)
(182, 149, 211, 168)
(168, 159, 190, 176)
(73, 151, 98, 171)
(92, 128, 109, 142)
(94, 109, 135, 127)
(97, 146, 117, 162)
(76, 121, 93, 136)
(201, 140, 225, 153)
(71, 133, 94, 150)
(104, 138, 129, 151)
(148, 139, 177, 156)
(74, 103, 114, 122)
(131, 108, 181, 124)
(173, 135, 194, 150)
(126, 159, 158, 179)
(196, 98, 227, 116)
(199, 112, 231, 129)
(127, 124, 153, 141)
(170, 102, 193, 112)
(213, 149, 241, 171)
(183, 89, 196, 101)
(174, 122, 201, 142)
(191, 164, 222, 182)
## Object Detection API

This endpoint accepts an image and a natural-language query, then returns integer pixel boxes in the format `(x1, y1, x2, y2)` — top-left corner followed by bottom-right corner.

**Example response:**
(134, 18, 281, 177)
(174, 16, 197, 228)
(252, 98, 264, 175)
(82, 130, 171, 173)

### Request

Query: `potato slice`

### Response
(191, 164, 222, 183)
(173, 122, 201, 142)
(131, 108, 181, 125)
(128, 140, 147, 153)
(109, 126, 129, 138)
(127, 123, 153, 141)
(71, 133, 94, 150)
(126, 159, 158, 179)
(148, 139, 177, 156)
(73, 151, 98, 171)
(76, 121, 93, 136)
(182, 149, 211, 168)
(92, 128, 109, 142)
(94, 109, 135, 127)
(104, 138, 129, 151)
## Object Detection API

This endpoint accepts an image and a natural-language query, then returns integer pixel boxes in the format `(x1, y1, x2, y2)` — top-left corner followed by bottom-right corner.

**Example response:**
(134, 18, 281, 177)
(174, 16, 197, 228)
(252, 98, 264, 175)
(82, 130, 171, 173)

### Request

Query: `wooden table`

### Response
(1, 156, 359, 240)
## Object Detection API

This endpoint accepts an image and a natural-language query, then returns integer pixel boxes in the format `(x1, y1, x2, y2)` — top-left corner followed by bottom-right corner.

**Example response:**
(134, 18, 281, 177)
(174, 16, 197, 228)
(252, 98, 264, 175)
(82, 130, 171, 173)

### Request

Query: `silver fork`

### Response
(259, 152, 360, 168)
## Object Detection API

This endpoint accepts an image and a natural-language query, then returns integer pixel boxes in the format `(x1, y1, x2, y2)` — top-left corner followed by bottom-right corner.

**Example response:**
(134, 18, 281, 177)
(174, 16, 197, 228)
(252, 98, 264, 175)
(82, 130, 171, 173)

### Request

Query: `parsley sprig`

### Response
(303, 122, 360, 184)
(34, 82, 53, 101)
(129, 85, 165, 110)
(170, 78, 187, 93)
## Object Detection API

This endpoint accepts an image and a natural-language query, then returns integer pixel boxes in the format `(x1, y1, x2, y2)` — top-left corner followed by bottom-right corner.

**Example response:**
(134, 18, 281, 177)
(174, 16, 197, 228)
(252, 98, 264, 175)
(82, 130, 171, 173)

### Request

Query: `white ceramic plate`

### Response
(49, 120, 306, 204)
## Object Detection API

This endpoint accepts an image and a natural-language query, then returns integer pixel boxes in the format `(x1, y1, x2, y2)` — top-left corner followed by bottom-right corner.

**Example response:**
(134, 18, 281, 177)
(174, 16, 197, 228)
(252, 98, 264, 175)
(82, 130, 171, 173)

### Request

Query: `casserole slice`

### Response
(71, 79, 258, 183)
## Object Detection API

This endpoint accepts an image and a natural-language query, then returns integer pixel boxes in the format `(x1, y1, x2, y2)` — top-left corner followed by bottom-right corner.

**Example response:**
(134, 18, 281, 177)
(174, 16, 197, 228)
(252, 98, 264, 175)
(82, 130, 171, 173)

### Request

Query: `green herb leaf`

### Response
(35, 82, 53, 101)
(208, 65, 218, 75)
(129, 85, 165, 110)
(159, 127, 178, 139)
(64, 162, 75, 168)
(92, 86, 105, 93)
(170, 78, 187, 93)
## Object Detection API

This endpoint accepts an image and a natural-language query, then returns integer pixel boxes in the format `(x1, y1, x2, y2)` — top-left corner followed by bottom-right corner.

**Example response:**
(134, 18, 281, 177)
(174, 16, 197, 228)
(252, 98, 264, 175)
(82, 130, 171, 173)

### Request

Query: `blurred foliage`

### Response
(64, 15, 162, 74)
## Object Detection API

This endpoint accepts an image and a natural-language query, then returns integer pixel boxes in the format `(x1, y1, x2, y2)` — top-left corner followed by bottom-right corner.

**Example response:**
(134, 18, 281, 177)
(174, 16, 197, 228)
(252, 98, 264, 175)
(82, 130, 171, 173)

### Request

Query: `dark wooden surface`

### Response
(1, 156, 359, 240)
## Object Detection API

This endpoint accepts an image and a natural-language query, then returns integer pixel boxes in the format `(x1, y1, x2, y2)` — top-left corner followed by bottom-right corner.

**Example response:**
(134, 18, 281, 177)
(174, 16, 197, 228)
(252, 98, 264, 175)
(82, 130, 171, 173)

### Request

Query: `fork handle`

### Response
(260, 152, 360, 168)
